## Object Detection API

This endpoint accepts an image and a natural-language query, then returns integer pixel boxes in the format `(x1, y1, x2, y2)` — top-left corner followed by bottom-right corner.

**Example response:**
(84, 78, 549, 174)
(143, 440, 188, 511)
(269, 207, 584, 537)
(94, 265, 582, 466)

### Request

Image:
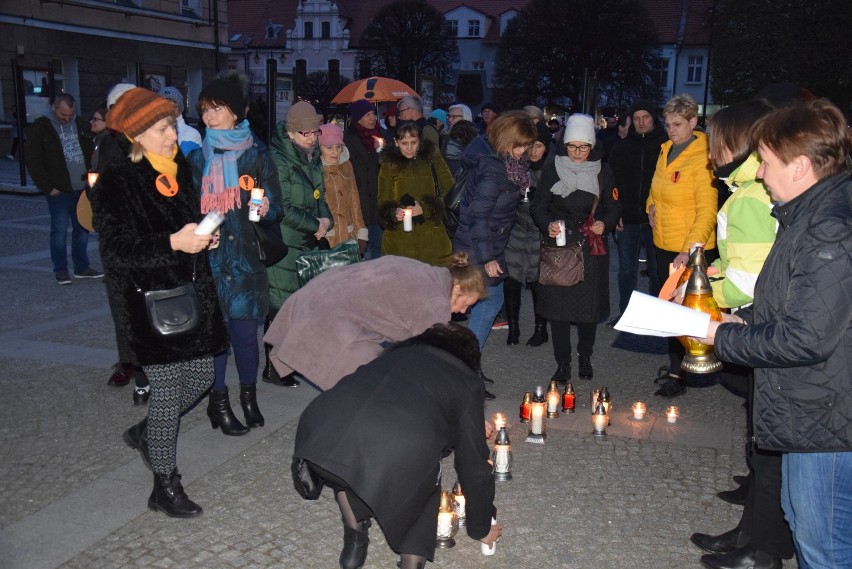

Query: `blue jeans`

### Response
(781, 451, 852, 568)
(213, 319, 261, 390)
(615, 222, 659, 314)
(365, 223, 383, 260)
(46, 190, 90, 273)
(467, 282, 504, 351)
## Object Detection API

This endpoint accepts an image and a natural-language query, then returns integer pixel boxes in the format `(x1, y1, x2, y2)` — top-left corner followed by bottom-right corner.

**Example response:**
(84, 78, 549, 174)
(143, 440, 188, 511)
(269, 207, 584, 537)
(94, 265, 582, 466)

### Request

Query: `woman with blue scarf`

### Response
(189, 72, 284, 436)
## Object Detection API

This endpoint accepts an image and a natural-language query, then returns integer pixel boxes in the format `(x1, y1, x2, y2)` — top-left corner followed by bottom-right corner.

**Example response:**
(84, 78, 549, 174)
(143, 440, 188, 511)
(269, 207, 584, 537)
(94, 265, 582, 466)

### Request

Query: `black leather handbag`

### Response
(138, 259, 200, 337)
(252, 222, 288, 267)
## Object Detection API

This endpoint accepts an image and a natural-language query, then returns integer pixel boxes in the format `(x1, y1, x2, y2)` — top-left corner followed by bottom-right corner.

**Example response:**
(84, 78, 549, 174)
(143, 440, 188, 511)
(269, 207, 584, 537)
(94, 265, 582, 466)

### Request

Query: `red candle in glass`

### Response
(519, 392, 532, 423)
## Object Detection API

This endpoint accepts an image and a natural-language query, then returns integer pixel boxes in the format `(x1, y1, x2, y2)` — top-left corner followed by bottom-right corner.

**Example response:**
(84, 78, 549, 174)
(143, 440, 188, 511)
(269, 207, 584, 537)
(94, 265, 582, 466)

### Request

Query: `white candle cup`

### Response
(481, 517, 498, 556)
(530, 405, 544, 435)
(194, 210, 224, 235)
(555, 220, 567, 246)
(666, 406, 679, 423)
(632, 402, 646, 420)
(403, 208, 413, 232)
(547, 393, 558, 415)
(248, 188, 264, 222)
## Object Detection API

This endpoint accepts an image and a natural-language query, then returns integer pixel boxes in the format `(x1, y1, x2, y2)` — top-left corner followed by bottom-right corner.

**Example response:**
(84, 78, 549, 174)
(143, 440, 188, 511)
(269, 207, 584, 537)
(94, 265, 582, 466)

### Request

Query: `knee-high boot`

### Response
(504, 278, 522, 345)
(527, 282, 548, 346)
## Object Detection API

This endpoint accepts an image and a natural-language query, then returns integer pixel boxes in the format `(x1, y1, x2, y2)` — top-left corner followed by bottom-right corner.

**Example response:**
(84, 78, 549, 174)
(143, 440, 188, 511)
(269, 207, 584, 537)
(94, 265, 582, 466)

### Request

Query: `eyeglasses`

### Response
(448, 114, 464, 119)
(297, 130, 321, 137)
(566, 144, 592, 153)
(90, 116, 105, 123)
(397, 107, 413, 114)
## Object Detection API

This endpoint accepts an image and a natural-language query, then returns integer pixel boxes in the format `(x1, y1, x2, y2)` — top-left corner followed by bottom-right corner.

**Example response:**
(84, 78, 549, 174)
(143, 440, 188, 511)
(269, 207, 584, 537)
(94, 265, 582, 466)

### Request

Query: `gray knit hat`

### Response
(157, 86, 185, 114)
(286, 101, 322, 133)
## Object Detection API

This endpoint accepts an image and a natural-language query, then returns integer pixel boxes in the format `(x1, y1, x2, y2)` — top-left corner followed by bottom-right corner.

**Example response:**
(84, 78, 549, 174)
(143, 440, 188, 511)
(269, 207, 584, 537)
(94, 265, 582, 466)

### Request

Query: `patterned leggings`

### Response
(143, 356, 214, 475)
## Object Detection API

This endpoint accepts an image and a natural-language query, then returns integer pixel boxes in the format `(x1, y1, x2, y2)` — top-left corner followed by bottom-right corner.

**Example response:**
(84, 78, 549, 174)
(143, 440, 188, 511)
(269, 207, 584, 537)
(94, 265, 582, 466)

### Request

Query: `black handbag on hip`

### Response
(252, 222, 288, 267)
(137, 259, 200, 337)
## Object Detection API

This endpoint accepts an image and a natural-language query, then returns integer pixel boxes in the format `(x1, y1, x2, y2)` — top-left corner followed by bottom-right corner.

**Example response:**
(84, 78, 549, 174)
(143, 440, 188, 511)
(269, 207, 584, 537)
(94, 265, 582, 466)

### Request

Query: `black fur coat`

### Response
(91, 139, 228, 366)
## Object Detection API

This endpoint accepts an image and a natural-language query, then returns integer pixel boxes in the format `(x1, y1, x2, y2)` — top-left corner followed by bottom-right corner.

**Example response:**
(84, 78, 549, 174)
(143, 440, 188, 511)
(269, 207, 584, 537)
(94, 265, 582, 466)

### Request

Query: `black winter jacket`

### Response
(91, 138, 228, 366)
(715, 173, 852, 452)
(25, 116, 94, 194)
(344, 130, 381, 226)
(608, 125, 666, 224)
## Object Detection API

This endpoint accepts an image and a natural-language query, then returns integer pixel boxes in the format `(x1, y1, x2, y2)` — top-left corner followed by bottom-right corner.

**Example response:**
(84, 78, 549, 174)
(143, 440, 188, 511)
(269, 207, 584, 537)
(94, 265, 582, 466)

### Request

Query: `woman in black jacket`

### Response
(91, 88, 228, 518)
(531, 113, 621, 383)
(292, 323, 501, 569)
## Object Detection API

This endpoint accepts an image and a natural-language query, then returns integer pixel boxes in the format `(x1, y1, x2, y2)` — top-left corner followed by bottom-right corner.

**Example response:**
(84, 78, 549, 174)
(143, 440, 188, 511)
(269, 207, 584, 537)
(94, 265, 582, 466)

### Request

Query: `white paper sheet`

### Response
(614, 291, 711, 338)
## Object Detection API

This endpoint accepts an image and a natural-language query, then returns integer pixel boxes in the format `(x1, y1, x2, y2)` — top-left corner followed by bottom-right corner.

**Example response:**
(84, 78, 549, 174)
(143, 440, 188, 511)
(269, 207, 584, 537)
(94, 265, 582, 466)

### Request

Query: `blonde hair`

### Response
(663, 94, 699, 121)
(487, 111, 536, 155)
(448, 252, 486, 297)
(129, 116, 177, 163)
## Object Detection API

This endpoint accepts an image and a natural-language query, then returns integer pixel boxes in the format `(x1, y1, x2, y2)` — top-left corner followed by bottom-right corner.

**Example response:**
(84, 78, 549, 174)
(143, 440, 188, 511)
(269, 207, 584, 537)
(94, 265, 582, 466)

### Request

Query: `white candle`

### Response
(530, 403, 544, 435)
(437, 511, 453, 538)
(555, 219, 566, 246)
(666, 406, 679, 423)
(593, 412, 607, 433)
(493, 445, 510, 474)
(248, 188, 264, 222)
(481, 517, 498, 556)
(403, 208, 413, 232)
(453, 494, 466, 518)
(632, 402, 646, 420)
(547, 391, 559, 415)
(194, 210, 224, 235)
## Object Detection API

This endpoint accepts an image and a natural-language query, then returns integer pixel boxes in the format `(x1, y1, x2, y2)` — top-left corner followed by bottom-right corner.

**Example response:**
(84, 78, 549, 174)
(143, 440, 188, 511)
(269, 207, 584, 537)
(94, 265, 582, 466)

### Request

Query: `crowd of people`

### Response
(21, 74, 850, 569)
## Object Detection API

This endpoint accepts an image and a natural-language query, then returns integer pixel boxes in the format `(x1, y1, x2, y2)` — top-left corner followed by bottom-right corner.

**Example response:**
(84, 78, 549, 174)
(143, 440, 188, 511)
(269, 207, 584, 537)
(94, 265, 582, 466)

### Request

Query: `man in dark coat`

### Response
(26, 93, 102, 284)
(702, 100, 852, 569)
(607, 99, 667, 320)
(292, 323, 501, 569)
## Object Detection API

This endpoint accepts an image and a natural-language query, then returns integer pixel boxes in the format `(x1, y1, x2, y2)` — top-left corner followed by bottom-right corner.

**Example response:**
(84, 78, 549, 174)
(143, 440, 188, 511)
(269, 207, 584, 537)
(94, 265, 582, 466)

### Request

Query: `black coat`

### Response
(608, 125, 667, 225)
(344, 130, 381, 226)
(293, 344, 496, 555)
(452, 135, 523, 285)
(505, 157, 554, 283)
(530, 147, 621, 323)
(91, 138, 228, 366)
(716, 173, 852, 452)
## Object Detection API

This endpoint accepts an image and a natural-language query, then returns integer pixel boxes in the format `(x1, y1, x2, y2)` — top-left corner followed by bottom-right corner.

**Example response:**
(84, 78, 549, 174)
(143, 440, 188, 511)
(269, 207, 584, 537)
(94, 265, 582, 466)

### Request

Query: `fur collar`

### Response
(379, 139, 437, 169)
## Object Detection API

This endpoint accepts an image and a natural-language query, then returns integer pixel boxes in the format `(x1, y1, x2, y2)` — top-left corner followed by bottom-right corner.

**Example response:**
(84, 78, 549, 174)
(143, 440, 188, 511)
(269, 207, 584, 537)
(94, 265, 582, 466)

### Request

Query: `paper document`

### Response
(614, 291, 711, 338)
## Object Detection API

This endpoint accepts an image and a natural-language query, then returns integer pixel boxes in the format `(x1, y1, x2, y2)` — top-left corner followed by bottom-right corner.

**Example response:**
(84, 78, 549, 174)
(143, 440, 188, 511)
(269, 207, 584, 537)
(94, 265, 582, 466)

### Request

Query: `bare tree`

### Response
(302, 71, 351, 110)
(355, 0, 458, 86)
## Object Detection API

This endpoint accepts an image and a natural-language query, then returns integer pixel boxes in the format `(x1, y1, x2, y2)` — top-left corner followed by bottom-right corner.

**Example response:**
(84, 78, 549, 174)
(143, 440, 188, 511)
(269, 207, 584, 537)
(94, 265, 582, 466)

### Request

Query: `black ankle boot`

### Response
(527, 317, 548, 346)
(578, 355, 593, 380)
(504, 278, 522, 345)
(239, 384, 265, 428)
(122, 419, 152, 471)
(148, 468, 202, 518)
(340, 520, 371, 569)
(552, 362, 570, 383)
(207, 387, 250, 436)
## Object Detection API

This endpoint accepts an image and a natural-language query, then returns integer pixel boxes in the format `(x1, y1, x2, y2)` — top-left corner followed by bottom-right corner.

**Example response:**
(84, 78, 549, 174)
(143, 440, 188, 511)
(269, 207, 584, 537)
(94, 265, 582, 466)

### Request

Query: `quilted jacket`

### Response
(715, 173, 852, 452)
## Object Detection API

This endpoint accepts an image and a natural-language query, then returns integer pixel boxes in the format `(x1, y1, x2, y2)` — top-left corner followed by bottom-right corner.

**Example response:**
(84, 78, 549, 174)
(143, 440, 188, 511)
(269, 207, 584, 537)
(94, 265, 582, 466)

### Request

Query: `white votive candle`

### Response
(403, 208, 413, 232)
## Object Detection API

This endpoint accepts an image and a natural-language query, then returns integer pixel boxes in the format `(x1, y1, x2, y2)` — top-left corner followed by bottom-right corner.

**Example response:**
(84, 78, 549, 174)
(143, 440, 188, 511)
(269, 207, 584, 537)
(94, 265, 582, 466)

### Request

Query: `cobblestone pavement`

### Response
(0, 193, 797, 568)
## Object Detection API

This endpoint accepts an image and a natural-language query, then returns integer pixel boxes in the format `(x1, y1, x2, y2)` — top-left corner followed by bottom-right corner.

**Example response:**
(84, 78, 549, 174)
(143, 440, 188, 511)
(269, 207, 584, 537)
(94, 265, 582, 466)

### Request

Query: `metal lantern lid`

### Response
(686, 246, 708, 270)
(600, 387, 611, 402)
(593, 402, 607, 416)
(686, 264, 713, 294)
(495, 426, 511, 445)
(452, 481, 462, 496)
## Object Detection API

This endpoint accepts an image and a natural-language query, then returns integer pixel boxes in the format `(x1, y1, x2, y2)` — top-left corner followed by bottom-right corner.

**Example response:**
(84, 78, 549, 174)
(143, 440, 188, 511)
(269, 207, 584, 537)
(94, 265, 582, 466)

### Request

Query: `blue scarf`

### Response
(200, 119, 254, 213)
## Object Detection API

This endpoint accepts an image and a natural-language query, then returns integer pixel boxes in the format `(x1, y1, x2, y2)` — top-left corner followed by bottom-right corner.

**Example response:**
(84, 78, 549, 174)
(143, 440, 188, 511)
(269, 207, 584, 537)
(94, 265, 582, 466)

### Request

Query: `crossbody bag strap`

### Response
(429, 161, 440, 199)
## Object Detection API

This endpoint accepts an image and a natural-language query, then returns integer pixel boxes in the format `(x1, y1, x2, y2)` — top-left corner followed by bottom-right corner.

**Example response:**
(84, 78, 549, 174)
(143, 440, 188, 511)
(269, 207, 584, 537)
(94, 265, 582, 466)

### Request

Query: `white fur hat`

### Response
(563, 113, 596, 146)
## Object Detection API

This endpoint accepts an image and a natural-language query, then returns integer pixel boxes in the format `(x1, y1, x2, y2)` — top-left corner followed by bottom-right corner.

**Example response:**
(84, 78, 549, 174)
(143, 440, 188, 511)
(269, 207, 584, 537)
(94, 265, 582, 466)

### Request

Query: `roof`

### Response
(641, 0, 714, 46)
(227, 0, 296, 48)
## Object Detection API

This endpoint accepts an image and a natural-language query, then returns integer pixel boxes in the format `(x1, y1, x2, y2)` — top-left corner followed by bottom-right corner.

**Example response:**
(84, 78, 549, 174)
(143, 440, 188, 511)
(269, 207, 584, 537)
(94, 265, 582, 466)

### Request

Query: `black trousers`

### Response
(551, 320, 597, 363)
(654, 247, 718, 372)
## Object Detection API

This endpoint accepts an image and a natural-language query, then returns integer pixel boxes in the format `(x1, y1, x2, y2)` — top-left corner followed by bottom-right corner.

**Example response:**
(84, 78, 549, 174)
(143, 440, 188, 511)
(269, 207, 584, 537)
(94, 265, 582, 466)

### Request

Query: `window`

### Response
(467, 19, 480, 37)
(472, 61, 485, 71)
(687, 56, 704, 83)
(180, 0, 200, 17)
(448, 19, 458, 36)
(654, 58, 669, 87)
(304, 22, 313, 39)
(321, 21, 331, 39)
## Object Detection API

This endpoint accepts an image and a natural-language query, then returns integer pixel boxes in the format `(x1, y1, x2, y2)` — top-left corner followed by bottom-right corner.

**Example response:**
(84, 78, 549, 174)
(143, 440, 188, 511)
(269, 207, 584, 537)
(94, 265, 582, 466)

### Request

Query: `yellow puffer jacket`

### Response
(646, 131, 717, 252)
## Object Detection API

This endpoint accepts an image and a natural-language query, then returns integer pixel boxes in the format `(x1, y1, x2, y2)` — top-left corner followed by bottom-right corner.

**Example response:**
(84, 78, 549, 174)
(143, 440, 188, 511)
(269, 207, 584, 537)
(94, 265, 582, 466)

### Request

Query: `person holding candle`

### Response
(187, 72, 285, 435)
(292, 323, 501, 569)
(700, 99, 852, 569)
(90, 88, 228, 516)
(317, 123, 368, 252)
(688, 99, 795, 569)
(646, 94, 718, 396)
(530, 113, 621, 384)
(377, 122, 454, 266)
(264, 252, 484, 391)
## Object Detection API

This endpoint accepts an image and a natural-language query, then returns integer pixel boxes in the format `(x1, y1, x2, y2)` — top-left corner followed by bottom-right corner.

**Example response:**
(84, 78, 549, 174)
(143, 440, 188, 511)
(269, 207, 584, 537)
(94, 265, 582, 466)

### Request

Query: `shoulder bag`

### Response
(137, 258, 200, 337)
(433, 162, 470, 239)
(296, 238, 361, 286)
(539, 243, 584, 287)
(252, 222, 288, 267)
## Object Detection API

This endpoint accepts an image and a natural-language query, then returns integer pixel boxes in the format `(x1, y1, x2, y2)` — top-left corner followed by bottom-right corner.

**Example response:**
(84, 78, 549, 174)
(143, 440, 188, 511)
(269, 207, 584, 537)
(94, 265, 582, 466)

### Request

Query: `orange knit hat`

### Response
(106, 87, 178, 139)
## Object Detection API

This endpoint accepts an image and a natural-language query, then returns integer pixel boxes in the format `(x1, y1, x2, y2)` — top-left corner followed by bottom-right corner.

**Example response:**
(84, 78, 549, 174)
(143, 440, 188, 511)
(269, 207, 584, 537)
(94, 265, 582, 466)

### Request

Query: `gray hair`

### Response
(398, 95, 423, 116)
(449, 103, 472, 122)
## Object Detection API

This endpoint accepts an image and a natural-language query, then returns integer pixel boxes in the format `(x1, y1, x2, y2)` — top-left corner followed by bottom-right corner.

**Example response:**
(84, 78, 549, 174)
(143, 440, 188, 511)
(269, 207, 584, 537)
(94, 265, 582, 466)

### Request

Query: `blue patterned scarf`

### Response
(200, 119, 254, 213)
